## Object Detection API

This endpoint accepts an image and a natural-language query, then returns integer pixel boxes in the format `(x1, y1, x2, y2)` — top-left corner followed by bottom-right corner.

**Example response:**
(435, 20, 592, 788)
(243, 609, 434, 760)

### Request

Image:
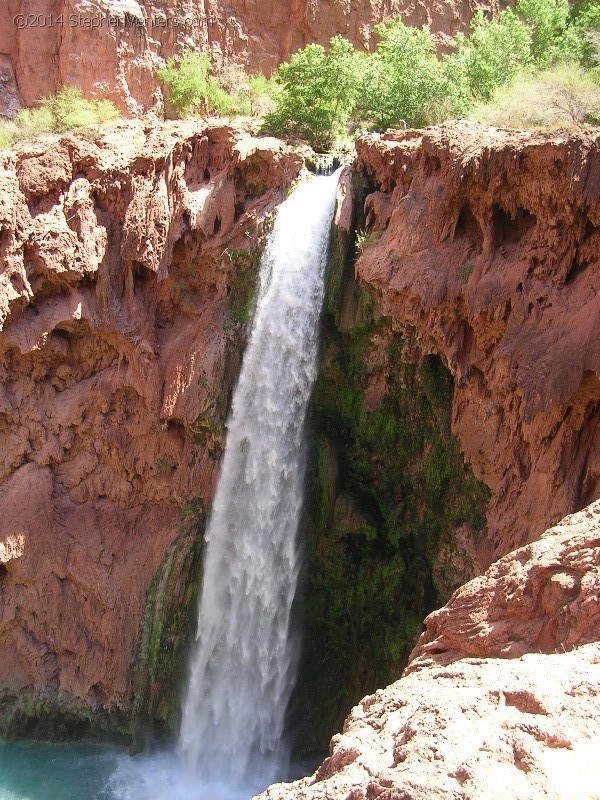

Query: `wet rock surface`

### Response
(354, 122, 600, 569)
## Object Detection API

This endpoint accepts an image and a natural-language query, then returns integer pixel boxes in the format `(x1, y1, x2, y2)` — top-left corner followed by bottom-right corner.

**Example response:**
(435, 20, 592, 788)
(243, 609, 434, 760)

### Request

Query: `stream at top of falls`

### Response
(0, 168, 342, 800)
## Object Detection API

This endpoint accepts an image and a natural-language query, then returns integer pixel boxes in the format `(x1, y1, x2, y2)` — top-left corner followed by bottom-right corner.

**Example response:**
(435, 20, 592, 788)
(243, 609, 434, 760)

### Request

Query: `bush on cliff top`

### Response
(263, 0, 600, 146)
(157, 49, 274, 119)
(0, 87, 119, 149)
(356, 20, 447, 130)
(263, 36, 362, 150)
(472, 64, 600, 128)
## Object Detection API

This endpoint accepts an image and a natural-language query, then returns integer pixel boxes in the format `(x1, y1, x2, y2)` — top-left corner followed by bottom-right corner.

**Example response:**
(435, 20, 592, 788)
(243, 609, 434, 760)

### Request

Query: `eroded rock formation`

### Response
(0, 119, 303, 737)
(0, 114, 597, 767)
(0, 0, 499, 116)
(352, 122, 600, 569)
(260, 501, 600, 800)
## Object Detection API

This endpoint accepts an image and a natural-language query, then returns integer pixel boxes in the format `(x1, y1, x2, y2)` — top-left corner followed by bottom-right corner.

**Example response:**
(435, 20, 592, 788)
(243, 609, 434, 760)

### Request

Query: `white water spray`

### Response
(175, 169, 341, 795)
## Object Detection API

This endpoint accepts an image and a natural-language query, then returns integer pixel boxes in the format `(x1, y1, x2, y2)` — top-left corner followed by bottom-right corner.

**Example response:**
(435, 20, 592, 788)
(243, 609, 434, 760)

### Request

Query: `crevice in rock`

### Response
(492, 204, 536, 246)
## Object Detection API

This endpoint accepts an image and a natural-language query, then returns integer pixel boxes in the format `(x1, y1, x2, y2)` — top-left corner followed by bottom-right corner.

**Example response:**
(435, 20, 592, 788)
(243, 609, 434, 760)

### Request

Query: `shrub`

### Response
(0, 88, 119, 149)
(158, 50, 263, 118)
(248, 74, 276, 116)
(0, 123, 15, 149)
(359, 18, 448, 129)
(517, 0, 580, 66)
(158, 50, 211, 116)
(470, 64, 600, 128)
(445, 10, 533, 103)
(571, 0, 600, 67)
(40, 86, 113, 131)
(263, 36, 362, 150)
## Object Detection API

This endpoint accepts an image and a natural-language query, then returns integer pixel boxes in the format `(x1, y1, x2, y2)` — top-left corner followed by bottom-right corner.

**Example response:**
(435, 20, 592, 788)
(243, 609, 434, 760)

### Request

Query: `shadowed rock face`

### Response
(352, 121, 600, 569)
(0, 119, 303, 737)
(258, 501, 600, 800)
(0, 0, 499, 115)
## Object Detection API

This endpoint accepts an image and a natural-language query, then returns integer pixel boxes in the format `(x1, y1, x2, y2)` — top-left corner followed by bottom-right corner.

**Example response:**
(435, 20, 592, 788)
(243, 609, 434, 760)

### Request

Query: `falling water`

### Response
(0, 172, 341, 800)
(176, 168, 342, 796)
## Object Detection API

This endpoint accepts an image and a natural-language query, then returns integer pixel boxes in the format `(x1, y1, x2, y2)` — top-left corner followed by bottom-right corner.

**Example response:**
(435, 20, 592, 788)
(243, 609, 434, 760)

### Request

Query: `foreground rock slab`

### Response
(259, 502, 600, 800)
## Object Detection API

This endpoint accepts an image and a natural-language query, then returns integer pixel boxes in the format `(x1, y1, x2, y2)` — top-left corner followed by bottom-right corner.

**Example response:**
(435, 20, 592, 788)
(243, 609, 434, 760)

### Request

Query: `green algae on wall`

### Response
(0, 693, 131, 744)
(129, 501, 205, 750)
(289, 224, 491, 756)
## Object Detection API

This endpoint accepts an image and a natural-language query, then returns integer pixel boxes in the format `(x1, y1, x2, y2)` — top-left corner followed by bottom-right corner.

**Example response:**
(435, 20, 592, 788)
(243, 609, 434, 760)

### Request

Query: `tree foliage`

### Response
(158, 51, 211, 116)
(264, 36, 362, 150)
(359, 19, 447, 129)
(447, 10, 532, 102)
(263, 0, 600, 146)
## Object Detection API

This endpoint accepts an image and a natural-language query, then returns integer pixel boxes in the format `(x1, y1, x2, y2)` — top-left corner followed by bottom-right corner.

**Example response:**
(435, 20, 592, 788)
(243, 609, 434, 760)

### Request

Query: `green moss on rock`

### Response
(0, 694, 131, 743)
(129, 500, 205, 750)
(289, 225, 490, 755)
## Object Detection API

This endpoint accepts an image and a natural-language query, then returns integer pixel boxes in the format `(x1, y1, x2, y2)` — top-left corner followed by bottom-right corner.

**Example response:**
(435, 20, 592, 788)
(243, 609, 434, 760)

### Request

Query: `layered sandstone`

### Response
(352, 122, 600, 569)
(259, 501, 600, 800)
(0, 118, 303, 734)
(0, 0, 499, 117)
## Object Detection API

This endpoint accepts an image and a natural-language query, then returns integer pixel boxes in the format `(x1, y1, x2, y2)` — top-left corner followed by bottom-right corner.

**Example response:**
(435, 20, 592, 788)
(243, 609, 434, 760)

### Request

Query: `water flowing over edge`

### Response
(109, 168, 342, 800)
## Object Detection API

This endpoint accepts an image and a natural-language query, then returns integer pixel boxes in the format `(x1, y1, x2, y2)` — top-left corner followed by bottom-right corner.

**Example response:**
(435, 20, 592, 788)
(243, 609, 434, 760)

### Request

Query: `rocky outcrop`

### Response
(0, 0, 499, 116)
(353, 122, 600, 569)
(409, 500, 600, 667)
(0, 119, 303, 737)
(260, 501, 600, 800)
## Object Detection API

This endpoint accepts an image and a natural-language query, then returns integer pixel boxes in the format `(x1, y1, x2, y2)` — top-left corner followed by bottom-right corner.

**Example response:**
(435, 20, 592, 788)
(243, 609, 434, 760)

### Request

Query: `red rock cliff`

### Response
(259, 500, 600, 800)
(351, 122, 600, 569)
(0, 119, 303, 734)
(0, 0, 498, 116)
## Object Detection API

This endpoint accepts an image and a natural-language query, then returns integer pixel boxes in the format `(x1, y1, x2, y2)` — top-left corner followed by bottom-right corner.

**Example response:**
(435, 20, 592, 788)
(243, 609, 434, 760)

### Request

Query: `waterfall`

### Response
(176, 168, 341, 796)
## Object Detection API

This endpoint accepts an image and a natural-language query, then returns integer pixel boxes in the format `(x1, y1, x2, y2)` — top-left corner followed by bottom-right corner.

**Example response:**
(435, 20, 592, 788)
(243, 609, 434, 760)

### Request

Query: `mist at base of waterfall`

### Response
(0, 740, 320, 800)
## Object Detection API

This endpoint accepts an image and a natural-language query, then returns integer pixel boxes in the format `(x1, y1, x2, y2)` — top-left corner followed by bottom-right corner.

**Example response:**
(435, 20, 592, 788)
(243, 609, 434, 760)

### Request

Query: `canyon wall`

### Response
(288, 124, 599, 753)
(290, 122, 600, 754)
(0, 117, 597, 754)
(0, 0, 499, 116)
(352, 122, 600, 569)
(0, 119, 303, 738)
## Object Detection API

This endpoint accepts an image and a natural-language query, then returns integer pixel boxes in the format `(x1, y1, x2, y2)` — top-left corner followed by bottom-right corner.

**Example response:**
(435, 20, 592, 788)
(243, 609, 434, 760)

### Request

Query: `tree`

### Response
(359, 18, 448, 129)
(446, 10, 532, 102)
(264, 36, 361, 150)
(517, 0, 579, 67)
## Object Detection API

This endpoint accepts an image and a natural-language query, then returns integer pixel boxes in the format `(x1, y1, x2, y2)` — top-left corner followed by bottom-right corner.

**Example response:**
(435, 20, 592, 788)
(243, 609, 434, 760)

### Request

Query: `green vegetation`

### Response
(358, 20, 447, 129)
(263, 0, 600, 147)
(291, 221, 491, 754)
(131, 500, 206, 746)
(223, 247, 259, 325)
(263, 36, 362, 150)
(472, 64, 600, 128)
(458, 261, 474, 283)
(158, 50, 274, 119)
(0, 87, 119, 149)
